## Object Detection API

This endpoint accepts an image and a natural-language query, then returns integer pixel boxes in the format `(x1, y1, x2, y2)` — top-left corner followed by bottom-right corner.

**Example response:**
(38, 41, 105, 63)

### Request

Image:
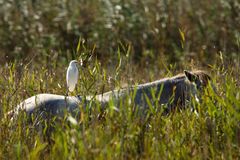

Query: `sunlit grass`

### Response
(0, 48, 239, 159)
(0, 0, 239, 158)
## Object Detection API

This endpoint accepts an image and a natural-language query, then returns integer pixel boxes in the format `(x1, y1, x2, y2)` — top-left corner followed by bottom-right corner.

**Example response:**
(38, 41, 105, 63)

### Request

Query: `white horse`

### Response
(8, 70, 212, 121)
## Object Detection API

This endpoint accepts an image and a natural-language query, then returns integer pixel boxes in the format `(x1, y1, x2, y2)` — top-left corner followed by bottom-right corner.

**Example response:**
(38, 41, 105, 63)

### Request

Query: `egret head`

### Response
(69, 60, 79, 66)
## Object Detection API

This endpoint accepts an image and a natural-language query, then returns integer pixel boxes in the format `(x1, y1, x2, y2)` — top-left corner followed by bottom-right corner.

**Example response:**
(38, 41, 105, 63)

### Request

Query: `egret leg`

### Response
(66, 89, 69, 96)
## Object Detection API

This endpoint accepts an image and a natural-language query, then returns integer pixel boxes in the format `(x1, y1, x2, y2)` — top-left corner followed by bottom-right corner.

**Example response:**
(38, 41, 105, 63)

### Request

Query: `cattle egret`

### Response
(66, 60, 79, 95)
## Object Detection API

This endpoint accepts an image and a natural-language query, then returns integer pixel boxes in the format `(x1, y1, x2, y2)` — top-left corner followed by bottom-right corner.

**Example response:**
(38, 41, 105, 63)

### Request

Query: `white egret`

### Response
(66, 60, 79, 95)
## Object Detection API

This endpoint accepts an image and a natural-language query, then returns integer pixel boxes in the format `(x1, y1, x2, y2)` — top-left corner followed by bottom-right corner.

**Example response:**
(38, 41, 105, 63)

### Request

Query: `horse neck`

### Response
(135, 76, 187, 93)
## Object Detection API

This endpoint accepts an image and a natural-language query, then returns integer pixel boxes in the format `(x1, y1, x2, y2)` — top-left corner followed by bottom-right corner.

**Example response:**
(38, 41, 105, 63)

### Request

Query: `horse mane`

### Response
(170, 70, 211, 86)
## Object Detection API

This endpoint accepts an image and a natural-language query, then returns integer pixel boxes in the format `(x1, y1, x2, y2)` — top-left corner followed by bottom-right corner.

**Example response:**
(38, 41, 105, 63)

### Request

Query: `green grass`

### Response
(0, 50, 239, 159)
(0, 0, 239, 63)
(0, 0, 239, 159)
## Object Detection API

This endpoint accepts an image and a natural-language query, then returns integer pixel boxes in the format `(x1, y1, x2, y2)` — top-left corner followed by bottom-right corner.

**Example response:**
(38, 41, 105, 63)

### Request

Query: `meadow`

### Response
(0, 0, 239, 159)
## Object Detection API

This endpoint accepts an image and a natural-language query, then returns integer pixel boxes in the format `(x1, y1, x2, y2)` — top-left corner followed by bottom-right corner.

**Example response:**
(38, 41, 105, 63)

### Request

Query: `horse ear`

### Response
(184, 70, 198, 82)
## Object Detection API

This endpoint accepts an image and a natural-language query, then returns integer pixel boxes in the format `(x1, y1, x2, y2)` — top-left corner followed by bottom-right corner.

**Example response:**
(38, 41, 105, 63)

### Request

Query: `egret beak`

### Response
(78, 58, 87, 68)
(79, 59, 84, 67)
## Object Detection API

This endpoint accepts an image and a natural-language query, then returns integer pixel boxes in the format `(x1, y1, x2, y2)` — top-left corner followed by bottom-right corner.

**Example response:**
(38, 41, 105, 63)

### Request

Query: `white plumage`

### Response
(66, 60, 79, 92)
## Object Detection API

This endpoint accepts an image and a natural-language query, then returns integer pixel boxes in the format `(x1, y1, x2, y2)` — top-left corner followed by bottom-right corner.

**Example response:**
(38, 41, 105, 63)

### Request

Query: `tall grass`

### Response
(0, 0, 239, 159)
(0, 47, 239, 159)
(0, 0, 239, 63)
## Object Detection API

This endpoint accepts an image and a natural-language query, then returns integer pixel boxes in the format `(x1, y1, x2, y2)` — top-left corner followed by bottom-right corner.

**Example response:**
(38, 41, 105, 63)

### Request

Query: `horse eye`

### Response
(195, 80, 202, 90)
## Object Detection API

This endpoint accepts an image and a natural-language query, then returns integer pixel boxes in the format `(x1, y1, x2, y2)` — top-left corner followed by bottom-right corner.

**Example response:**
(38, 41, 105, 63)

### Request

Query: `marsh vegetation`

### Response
(0, 0, 239, 159)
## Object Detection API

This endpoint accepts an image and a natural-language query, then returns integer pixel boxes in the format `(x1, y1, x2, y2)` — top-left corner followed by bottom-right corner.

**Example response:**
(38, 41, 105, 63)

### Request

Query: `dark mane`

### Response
(170, 70, 211, 84)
